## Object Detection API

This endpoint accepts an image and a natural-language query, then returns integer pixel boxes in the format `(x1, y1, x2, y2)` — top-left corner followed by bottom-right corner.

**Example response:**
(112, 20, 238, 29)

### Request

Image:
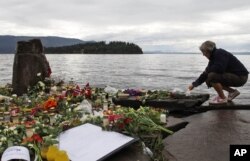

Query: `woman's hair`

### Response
(199, 40, 216, 53)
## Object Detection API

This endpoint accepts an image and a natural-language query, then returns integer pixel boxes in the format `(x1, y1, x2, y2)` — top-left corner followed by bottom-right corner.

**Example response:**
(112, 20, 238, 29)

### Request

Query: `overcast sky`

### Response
(1, 0, 250, 52)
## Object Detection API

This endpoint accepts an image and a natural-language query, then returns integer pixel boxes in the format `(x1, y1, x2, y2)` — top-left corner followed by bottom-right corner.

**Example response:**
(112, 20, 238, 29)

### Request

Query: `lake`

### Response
(1, 53, 250, 104)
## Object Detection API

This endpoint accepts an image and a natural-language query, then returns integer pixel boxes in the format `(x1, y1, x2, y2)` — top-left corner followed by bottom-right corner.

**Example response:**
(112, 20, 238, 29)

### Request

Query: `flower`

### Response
(32, 134, 43, 143)
(44, 98, 57, 110)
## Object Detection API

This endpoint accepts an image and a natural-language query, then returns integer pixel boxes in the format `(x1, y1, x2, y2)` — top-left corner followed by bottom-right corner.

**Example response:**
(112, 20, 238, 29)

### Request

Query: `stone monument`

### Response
(12, 39, 51, 96)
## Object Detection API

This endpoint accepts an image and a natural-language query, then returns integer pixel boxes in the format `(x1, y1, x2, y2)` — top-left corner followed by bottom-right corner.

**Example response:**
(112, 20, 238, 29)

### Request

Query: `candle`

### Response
(103, 115, 109, 127)
(26, 126, 34, 138)
(11, 115, 19, 124)
(0, 111, 4, 122)
(160, 114, 167, 123)
(3, 112, 10, 122)
(103, 101, 108, 111)
(49, 113, 56, 125)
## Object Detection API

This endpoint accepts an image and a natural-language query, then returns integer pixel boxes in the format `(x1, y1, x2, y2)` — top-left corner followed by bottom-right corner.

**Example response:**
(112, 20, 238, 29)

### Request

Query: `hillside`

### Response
(0, 35, 89, 53)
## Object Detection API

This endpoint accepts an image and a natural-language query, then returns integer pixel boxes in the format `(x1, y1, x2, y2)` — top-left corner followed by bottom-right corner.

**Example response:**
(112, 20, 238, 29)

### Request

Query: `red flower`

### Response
(30, 105, 42, 116)
(31, 134, 43, 143)
(108, 114, 122, 122)
(124, 117, 133, 124)
(22, 134, 43, 144)
(73, 85, 82, 96)
(108, 115, 115, 122)
(84, 89, 92, 99)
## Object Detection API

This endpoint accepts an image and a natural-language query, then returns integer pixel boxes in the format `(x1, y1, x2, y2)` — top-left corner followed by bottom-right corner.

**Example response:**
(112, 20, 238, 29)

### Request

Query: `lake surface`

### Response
(1, 53, 250, 104)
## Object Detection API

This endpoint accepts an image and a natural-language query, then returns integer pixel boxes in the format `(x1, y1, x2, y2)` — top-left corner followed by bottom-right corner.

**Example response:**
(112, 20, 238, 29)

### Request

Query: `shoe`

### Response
(228, 90, 240, 101)
(209, 96, 228, 105)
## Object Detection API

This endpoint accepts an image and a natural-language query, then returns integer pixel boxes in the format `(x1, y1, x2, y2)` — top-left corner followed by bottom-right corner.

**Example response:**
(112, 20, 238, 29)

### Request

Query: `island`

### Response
(44, 41, 143, 54)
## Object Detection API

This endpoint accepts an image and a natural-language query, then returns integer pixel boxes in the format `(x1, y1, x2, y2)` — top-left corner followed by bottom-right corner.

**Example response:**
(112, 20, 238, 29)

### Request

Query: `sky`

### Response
(1, 0, 250, 52)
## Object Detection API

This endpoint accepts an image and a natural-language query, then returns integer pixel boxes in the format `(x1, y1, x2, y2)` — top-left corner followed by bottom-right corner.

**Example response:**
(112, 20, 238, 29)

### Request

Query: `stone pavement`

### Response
(163, 110, 250, 161)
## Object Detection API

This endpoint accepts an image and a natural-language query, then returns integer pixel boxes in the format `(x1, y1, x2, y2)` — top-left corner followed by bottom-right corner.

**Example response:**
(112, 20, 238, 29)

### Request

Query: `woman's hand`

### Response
(188, 84, 194, 91)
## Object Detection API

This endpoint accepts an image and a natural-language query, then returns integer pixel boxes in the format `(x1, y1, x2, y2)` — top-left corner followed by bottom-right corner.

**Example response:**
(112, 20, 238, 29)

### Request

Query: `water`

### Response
(1, 54, 250, 104)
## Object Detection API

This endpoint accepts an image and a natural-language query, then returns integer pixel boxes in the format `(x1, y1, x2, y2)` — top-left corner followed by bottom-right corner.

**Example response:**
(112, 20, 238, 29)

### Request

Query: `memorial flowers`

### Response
(0, 125, 26, 154)
(0, 78, 173, 161)
(86, 106, 173, 160)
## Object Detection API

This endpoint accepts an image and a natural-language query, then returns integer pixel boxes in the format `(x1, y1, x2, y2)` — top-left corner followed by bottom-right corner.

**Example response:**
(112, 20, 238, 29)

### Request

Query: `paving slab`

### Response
(163, 110, 250, 161)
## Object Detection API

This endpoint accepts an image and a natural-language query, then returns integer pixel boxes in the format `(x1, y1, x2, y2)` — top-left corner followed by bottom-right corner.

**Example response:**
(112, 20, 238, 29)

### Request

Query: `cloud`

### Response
(1, 0, 250, 51)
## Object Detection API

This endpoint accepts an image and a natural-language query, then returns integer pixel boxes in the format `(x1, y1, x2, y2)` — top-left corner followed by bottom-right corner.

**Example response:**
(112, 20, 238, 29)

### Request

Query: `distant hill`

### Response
(0, 35, 90, 53)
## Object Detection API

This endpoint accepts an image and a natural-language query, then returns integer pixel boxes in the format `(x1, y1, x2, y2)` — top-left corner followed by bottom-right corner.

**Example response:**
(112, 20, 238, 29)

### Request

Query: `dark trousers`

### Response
(206, 72, 248, 87)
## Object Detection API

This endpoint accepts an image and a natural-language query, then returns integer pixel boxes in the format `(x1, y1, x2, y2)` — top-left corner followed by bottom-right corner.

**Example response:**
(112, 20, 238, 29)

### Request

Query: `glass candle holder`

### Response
(26, 126, 34, 138)
(11, 115, 20, 124)
(3, 111, 10, 122)
(103, 101, 108, 111)
(49, 113, 56, 125)
(103, 115, 109, 127)
(160, 114, 167, 123)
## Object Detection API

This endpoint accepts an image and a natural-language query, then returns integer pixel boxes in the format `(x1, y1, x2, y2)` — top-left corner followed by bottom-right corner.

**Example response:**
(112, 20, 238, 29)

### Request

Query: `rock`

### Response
(12, 39, 51, 96)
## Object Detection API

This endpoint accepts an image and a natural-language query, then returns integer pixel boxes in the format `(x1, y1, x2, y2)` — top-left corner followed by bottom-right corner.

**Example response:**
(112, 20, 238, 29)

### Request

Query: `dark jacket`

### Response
(192, 48, 249, 87)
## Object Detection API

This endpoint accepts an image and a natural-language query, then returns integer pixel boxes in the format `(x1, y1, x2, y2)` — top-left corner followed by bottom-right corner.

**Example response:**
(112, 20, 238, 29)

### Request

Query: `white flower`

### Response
(9, 126, 16, 131)
(1, 137, 7, 141)
(12, 94, 17, 97)
(14, 130, 18, 135)
(28, 143, 33, 148)
(38, 81, 45, 88)
(37, 73, 41, 77)
(51, 86, 57, 92)
(0, 141, 2, 146)
(3, 128, 9, 133)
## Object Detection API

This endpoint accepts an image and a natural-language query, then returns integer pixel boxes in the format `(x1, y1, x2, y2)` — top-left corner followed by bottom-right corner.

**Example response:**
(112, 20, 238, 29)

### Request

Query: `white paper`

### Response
(59, 123, 136, 161)
(1, 146, 30, 161)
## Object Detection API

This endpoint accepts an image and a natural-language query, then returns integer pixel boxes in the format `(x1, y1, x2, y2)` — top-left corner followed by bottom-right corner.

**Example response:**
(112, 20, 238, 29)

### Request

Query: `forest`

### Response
(44, 41, 143, 54)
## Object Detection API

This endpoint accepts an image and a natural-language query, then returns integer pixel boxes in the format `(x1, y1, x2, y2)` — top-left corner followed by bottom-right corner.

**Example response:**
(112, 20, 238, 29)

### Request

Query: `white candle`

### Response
(26, 127, 34, 137)
(103, 101, 108, 111)
(103, 116, 109, 127)
(160, 114, 166, 123)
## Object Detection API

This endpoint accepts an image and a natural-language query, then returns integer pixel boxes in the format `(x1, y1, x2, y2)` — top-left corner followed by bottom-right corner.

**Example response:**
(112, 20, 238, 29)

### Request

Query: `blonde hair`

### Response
(199, 40, 216, 53)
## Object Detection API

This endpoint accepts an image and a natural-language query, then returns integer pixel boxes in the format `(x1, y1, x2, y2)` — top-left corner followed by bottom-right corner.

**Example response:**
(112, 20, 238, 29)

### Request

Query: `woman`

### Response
(188, 40, 248, 105)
